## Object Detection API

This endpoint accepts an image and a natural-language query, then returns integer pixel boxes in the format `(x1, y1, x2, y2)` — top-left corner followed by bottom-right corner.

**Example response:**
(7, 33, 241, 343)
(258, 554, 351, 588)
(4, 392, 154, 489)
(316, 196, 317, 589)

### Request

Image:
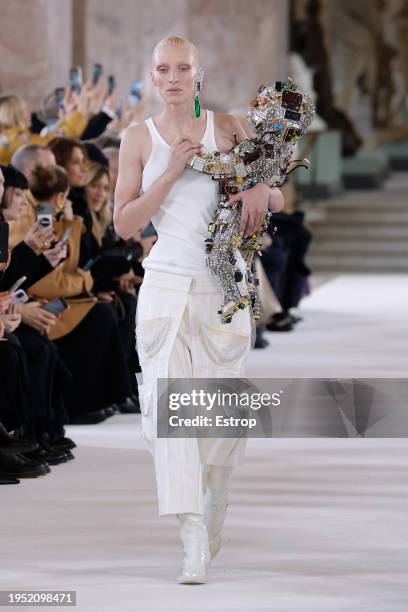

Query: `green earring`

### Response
(194, 68, 204, 118)
(194, 92, 201, 118)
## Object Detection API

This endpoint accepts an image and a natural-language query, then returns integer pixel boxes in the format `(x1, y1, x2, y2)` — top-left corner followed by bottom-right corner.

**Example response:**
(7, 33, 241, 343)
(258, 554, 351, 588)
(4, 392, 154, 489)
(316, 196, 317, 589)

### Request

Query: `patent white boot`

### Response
(203, 466, 233, 559)
(204, 487, 228, 559)
(177, 513, 211, 584)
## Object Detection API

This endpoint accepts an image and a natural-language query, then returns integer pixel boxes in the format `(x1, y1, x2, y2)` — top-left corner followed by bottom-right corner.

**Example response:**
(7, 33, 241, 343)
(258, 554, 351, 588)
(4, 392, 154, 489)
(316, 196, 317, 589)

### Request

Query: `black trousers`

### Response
(54, 302, 131, 417)
(0, 334, 30, 431)
(115, 290, 140, 393)
(14, 324, 72, 440)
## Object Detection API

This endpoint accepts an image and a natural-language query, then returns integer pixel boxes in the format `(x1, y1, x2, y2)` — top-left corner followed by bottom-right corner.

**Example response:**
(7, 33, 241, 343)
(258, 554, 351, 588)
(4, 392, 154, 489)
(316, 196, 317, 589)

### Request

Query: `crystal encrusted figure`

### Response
(186, 79, 315, 324)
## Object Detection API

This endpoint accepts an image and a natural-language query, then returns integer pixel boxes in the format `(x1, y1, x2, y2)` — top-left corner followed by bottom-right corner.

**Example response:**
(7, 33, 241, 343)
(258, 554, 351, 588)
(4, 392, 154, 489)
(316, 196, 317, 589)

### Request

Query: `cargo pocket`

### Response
(136, 316, 172, 361)
(198, 324, 250, 366)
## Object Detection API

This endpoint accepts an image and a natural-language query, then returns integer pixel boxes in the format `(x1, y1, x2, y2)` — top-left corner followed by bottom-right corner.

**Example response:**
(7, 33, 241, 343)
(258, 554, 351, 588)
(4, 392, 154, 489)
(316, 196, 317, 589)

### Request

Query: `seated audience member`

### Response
(48, 137, 94, 267)
(25, 164, 132, 422)
(0, 165, 74, 468)
(85, 162, 139, 404)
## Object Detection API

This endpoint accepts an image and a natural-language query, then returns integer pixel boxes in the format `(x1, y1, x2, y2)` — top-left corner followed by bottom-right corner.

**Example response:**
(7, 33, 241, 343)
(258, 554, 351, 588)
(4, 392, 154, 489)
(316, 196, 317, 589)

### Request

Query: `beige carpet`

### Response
(1, 275, 407, 611)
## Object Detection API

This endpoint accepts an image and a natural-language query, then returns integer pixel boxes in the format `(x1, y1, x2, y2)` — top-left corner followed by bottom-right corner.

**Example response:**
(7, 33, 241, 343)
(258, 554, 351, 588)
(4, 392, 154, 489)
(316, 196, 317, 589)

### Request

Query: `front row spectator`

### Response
(25, 164, 132, 423)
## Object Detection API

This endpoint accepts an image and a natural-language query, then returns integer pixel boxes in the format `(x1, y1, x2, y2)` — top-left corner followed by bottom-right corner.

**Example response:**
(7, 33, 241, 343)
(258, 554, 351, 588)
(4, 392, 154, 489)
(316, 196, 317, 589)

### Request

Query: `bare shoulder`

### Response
(213, 112, 251, 147)
(120, 121, 149, 149)
(214, 112, 244, 133)
(119, 121, 151, 167)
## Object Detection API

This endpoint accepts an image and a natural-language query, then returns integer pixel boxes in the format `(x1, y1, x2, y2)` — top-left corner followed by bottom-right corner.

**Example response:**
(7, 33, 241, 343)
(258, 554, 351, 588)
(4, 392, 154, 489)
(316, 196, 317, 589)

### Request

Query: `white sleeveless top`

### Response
(141, 109, 219, 276)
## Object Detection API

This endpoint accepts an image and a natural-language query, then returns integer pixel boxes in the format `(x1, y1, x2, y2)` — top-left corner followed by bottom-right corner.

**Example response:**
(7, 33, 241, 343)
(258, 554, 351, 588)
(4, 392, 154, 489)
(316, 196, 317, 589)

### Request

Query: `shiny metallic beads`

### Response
(186, 79, 315, 324)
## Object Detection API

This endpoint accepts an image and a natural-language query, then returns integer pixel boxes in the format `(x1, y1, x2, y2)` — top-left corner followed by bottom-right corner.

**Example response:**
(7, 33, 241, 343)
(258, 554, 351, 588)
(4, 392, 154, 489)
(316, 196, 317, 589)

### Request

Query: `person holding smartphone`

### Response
(0, 93, 89, 166)
(114, 36, 284, 584)
(26, 164, 131, 424)
(0, 164, 67, 290)
(0, 164, 77, 460)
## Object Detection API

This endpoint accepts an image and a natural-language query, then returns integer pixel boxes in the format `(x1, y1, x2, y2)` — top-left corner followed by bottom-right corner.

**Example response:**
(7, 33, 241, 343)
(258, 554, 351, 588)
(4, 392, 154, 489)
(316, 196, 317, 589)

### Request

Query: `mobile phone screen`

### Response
(70, 67, 82, 94)
(92, 63, 103, 86)
(55, 87, 65, 111)
(108, 75, 115, 95)
(128, 80, 142, 107)
(60, 227, 72, 243)
(42, 297, 68, 314)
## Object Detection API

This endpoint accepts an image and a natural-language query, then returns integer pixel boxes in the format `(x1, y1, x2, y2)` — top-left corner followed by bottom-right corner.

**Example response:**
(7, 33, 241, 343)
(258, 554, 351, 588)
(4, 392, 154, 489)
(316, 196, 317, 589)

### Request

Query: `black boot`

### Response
(0, 422, 39, 454)
(266, 311, 294, 332)
(254, 325, 270, 349)
(117, 397, 140, 414)
(0, 450, 49, 478)
(0, 475, 20, 485)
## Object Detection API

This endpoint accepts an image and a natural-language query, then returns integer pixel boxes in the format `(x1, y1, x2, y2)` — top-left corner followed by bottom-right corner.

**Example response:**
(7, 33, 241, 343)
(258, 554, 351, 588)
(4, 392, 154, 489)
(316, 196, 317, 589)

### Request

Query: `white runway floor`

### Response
(2, 275, 408, 611)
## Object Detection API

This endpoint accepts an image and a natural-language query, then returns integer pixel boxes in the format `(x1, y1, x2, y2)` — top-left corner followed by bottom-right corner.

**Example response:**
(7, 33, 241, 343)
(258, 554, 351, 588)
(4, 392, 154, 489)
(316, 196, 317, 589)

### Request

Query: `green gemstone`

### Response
(194, 95, 201, 118)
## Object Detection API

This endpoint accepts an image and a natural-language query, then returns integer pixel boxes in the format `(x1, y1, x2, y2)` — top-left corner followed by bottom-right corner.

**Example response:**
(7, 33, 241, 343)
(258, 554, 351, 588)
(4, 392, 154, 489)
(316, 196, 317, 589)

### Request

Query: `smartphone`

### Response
(0, 221, 9, 263)
(82, 258, 95, 272)
(10, 288, 29, 305)
(42, 297, 68, 314)
(92, 63, 103, 86)
(107, 75, 115, 95)
(9, 275, 27, 293)
(55, 87, 65, 113)
(69, 67, 83, 94)
(36, 203, 53, 229)
(128, 79, 142, 107)
(60, 227, 72, 244)
(141, 222, 156, 238)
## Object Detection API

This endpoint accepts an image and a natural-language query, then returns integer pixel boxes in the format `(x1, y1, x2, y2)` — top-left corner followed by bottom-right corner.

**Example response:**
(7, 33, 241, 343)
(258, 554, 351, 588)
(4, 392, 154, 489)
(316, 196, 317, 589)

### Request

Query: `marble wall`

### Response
(81, 0, 289, 113)
(0, 0, 72, 109)
(0, 0, 288, 113)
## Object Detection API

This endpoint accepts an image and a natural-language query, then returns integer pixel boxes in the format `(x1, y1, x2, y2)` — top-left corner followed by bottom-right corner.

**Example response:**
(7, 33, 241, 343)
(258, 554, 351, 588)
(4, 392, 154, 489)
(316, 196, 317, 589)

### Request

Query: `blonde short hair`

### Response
(0, 95, 27, 131)
(152, 36, 199, 69)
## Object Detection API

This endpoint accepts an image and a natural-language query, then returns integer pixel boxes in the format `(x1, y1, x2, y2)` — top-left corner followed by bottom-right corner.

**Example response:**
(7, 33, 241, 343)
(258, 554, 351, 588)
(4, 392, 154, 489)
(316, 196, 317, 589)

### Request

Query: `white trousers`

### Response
(135, 269, 253, 517)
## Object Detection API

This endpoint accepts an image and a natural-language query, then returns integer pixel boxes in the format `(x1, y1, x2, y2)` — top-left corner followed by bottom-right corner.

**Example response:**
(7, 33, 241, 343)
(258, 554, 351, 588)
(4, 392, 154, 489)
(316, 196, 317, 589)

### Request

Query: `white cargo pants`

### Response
(135, 269, 253, 517)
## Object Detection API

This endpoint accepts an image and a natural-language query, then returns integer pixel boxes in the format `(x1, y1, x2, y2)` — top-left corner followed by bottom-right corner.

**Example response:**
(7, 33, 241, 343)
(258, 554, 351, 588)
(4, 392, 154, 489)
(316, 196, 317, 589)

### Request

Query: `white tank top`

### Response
(141, 109, 219, 276)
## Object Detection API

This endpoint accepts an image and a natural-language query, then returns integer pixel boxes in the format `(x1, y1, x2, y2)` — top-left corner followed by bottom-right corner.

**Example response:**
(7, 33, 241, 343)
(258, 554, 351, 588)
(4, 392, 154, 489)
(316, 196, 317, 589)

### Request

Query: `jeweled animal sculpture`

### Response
(187, 79, 315, 323)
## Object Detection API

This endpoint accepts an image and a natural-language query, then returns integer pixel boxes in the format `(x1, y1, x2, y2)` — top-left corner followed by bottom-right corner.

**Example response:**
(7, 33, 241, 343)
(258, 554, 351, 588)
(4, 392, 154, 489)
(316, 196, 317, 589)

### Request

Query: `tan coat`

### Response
(0, 111, 87, 165)
(18, 194, 98, 340)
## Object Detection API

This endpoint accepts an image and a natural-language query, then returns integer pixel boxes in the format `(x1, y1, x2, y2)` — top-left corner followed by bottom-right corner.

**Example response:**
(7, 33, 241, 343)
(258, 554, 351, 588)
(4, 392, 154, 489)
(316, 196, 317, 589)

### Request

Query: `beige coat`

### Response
(14, 193, 98, 340)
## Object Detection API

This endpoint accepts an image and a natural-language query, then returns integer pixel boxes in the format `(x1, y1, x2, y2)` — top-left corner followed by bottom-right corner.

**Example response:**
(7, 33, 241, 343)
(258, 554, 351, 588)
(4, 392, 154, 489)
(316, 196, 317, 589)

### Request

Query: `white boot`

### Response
(177, 513, 211, 584)
(203, 466, 232, 560)
(204, 487, 228, 559)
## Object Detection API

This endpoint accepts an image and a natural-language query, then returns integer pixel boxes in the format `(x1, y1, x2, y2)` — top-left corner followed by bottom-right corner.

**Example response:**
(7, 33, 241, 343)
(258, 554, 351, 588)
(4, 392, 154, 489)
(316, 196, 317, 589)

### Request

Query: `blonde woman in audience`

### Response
(0, 94, 87, 165)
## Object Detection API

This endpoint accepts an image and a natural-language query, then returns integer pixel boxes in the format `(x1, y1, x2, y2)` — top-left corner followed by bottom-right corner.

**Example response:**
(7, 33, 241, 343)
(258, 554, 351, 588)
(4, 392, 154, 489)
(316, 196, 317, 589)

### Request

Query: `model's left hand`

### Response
(228, 183, 284, 237)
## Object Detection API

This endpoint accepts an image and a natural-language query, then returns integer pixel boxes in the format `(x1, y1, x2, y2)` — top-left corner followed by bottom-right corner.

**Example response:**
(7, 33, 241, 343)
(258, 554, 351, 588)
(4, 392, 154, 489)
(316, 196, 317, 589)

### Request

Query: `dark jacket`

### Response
(0, 241, 53, 292)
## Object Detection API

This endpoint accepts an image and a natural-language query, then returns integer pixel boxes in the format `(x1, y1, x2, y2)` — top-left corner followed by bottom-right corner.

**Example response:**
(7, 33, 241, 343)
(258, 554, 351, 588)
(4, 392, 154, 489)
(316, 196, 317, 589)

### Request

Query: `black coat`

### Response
(30, 111, 113, 141)
(0, 241, 53, 292)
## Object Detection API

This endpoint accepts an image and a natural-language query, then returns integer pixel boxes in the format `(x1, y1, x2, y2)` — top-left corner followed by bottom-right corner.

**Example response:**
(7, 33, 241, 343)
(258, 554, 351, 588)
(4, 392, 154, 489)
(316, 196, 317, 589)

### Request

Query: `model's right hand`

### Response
(164, 135, 203, 181)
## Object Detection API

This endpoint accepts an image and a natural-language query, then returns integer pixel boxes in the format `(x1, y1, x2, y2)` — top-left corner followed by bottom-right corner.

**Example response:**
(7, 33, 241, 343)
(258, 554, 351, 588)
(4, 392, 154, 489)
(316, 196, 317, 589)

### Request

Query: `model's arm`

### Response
(218, 114, 284, 236)
(113, 124, 204, 240)
(233, 114, 284, 213)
